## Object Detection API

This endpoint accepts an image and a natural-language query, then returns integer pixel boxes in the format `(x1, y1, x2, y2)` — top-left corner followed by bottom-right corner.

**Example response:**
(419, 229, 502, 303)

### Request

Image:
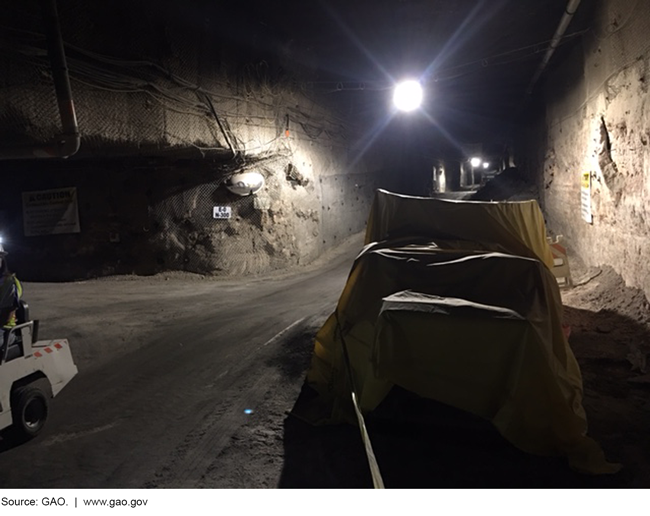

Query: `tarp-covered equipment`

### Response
(296, 189, 620, 475)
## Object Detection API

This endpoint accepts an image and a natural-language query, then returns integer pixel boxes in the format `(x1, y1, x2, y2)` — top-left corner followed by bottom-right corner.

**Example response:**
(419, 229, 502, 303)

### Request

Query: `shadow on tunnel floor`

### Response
(279, 385, 631, 489)
(0, 429, 28, 454)
(561, 305, 650, 487)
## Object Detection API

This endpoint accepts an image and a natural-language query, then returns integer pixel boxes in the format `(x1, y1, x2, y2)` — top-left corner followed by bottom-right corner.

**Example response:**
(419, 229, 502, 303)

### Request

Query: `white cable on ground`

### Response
(335, 311, 385, 489)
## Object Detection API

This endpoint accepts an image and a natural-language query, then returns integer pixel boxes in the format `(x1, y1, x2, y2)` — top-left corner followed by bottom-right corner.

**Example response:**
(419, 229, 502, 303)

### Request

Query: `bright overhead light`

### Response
(393, 80, 423, 112)
(482, 162, 490, 169)
(470, 157, 481, 167)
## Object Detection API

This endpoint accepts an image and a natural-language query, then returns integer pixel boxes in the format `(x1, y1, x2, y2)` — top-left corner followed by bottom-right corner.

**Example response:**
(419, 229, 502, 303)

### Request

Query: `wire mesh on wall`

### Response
(0, 0, 378, 280)
(0, 0, 354, 159)
(550, 0, 650, 125)
(588, 0, 650, 95)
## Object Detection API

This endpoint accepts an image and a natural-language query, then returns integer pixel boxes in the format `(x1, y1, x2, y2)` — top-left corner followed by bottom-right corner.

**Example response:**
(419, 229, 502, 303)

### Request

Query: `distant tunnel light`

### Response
(393, 80, 423, 112)
(470, 157, 482, 167)
(482, 162, 490, 169)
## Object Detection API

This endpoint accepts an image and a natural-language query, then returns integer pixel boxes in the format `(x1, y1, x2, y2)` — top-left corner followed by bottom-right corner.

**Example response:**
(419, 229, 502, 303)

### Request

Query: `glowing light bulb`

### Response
(393, 80, 423, 112)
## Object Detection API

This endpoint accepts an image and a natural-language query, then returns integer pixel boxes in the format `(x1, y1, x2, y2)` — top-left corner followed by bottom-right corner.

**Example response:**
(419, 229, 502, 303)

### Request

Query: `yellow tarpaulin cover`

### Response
(299, 189, 620, 475)
(365, 188, 554, 269)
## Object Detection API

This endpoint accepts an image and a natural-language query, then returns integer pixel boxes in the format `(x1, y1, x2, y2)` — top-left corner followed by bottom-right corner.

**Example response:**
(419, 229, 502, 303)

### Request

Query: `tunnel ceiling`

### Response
(3, 0, 588, 158)
(221, 0, 585, 146)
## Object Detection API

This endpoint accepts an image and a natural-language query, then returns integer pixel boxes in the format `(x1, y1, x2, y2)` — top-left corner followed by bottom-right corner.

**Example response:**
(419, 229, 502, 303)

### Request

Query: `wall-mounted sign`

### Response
(213, 206, 232, 219)
(22, 187, 81, 237)
(581, 172, 593, 224)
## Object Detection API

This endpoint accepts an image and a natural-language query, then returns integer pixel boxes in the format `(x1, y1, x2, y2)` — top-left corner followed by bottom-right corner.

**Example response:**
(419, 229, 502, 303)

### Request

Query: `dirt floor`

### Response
(558, 260, 650, 486)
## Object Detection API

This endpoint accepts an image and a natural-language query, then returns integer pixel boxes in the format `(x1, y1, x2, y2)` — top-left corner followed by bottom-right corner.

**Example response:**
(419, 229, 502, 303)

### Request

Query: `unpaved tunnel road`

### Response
(0, 234, 364, 488)
(1, 228, 649, 488)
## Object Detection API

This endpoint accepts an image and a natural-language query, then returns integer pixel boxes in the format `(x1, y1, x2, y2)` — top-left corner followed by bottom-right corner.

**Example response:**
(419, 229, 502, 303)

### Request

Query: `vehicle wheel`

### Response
(11, 381, 50, 439)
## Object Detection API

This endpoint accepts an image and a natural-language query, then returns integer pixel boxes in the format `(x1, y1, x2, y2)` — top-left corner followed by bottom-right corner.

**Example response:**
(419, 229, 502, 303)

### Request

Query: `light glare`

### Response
(470, 157, 481, 167)
(393, 80, 423, 112)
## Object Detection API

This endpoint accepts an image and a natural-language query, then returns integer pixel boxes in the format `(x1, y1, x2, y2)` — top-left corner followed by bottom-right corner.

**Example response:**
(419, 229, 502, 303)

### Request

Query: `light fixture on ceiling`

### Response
(470, 157, 482, 168)
(393, 80, 423, 112)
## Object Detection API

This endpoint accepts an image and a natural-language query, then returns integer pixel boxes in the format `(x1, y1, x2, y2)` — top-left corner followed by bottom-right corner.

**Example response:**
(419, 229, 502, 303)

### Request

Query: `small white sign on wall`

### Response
(580, 172, 593, 224)
(213, 206, 232, 220)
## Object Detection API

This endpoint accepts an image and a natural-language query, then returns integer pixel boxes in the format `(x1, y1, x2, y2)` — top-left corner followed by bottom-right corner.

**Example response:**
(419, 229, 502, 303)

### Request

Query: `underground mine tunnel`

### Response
(0, 0, 649, 491)
(2, 0, 648, 296)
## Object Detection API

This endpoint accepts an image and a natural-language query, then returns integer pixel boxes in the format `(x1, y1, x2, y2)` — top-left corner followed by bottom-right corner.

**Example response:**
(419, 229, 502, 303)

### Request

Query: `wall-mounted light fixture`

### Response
(224, 171, 265, 196)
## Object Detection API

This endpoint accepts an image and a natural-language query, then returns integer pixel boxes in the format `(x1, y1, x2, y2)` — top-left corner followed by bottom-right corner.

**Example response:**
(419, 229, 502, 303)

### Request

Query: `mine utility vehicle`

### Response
(0, 301, 77, 439)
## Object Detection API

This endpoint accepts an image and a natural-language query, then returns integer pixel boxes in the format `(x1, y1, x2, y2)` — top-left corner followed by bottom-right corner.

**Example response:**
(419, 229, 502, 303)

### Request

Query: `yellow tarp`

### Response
(298, 189, 620, 475)
(365, 188, 554, 269)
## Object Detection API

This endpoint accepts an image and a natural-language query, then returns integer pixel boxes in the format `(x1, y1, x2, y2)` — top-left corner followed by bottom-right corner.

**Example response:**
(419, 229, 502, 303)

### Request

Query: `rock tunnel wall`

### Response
(520, 0, 650, 299)
(0, 1, 387, 280)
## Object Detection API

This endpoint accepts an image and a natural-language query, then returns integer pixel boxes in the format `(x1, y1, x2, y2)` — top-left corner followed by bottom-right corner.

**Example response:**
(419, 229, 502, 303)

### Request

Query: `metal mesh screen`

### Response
(150, 179, 269, 275)
(589, 0, 650, 92)
(0, 1, 379, 280)
(571, 0, 650, 115)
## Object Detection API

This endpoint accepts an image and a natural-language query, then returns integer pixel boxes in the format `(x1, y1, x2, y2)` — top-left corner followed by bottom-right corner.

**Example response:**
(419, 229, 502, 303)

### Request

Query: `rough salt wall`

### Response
(1, 107, 377, 281)
(0, 1, 383, 280)
(520, 0, 650, 299)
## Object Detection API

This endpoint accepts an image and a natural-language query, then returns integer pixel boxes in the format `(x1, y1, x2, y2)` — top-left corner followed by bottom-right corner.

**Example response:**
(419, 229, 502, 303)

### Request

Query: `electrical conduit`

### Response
(0, 0, 80, 160)
(525, 0, 582, 96)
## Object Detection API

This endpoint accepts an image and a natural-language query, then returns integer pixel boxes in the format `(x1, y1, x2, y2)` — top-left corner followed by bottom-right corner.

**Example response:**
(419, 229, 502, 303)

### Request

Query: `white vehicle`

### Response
(0, 301, 78, 439)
